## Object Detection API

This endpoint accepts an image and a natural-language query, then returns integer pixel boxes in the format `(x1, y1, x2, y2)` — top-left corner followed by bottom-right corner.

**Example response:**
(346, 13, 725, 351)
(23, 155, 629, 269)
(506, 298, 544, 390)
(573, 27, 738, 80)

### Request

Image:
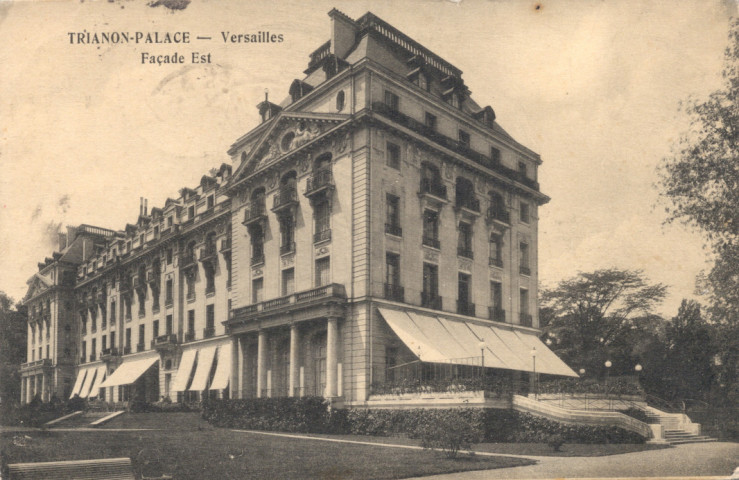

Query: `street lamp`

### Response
(604, 360, 612, 391)
(531, 347, 537, 399)
(478, 340, 487, 370)
(579, 368, 586, 376)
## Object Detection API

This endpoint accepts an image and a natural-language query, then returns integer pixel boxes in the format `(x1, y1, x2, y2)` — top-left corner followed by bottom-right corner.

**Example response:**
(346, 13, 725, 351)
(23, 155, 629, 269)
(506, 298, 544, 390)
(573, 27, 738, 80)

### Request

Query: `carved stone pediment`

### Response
(24, 274, 53, 302)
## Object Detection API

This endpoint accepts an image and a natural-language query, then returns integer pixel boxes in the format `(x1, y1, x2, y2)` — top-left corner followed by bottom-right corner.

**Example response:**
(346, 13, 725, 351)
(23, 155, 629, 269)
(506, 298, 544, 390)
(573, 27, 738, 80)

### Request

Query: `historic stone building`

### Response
(20, 10, 575, 408)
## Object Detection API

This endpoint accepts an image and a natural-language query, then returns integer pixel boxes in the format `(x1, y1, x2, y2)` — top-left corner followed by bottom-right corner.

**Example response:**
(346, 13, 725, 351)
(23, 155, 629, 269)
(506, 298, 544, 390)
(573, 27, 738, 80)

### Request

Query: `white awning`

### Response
(171, 348, 198, 392)
(99, 353, 159, 388)
(378, 308, 578, 377)
(78, 367, 97, 399)
(209, 343, 232, 391)
(87, 365, 107, 398)
(69, 368, 89, 399)
(189, 346, 217, 391)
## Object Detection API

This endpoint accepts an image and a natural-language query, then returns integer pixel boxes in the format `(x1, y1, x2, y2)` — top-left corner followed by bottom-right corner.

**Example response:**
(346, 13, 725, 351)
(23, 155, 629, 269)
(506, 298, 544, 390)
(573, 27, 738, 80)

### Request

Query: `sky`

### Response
(0, 0, 735, 315)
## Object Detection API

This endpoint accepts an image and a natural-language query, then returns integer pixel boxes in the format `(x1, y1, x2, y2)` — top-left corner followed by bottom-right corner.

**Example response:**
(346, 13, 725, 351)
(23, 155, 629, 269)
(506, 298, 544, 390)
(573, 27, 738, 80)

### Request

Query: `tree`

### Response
(658, 19, 739, 403)
(0, 292, 27, 406)
(541, 269, 667, 377)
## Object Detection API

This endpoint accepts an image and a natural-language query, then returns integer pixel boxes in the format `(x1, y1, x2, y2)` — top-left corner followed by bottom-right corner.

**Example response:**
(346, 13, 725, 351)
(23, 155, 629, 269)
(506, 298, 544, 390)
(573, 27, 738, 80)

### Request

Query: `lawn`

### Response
(1, 427, 533, 480)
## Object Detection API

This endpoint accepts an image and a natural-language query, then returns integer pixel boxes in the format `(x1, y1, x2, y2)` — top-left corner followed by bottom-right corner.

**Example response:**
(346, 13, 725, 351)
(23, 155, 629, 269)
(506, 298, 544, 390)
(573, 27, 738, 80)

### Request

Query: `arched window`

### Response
(336, 91, 345, 111)
(488, 191, 507, 223)
(420, 162, 445, 197)
(314, 153, 332, 172)
(455, 177, 478, 211)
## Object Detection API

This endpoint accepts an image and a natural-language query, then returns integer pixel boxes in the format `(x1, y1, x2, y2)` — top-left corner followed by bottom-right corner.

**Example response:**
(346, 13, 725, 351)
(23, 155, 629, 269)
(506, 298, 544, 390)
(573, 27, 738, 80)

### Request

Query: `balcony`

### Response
(200, 243, 218, 263)
(520, 266, 531, 276)
(421, 292, 442, 310)
(228, 283, 347, 331)
(457, 300, 476, 316)
(489, 257, 503, 268)
(203, 326, 215, 339)
(250, 254, 265, 266)
(419, 178, 448, 200)
(384, 283, 405, 302)
(385, 223, 402, 237)
(136, 343, 145, 353)
(180, 252, 197, 271)
(184, 331, 195, 342)
(455, 196, 481, 213)
(165, 296, 173, 308)
(21, 359, 51, 371)
(489, 307, 506, 323)
(457, 247, 474, 259)
(313, 229, 331, 244)
(422, 236, 440, 250)
(101, 347, 120, 360)
(132, 275, 143, 291)
(280, 242, 296, 255)
(243, 202, 267, 228)
(89, 353, 97, 362)
(146, 270, 160, 286)
(486, 207, 510, 225)
(220, 237, 232, 253)
(152, 333, 178, 352)
(304, 168, 334, 198)
(119, 281, 131, 295)
(520, 313, 533, 327)
(95, 291, 105, 305)
(272, 187, 299, 214)
(80, 356, 87, 364)
(186, 291, 196, 302)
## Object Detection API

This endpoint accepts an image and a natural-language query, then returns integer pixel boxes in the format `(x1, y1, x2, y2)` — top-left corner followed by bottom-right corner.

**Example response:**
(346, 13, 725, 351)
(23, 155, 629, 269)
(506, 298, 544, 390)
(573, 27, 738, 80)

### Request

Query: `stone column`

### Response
(235, 336, 244, 399)
(20, 376, 26, 404)
(41, 374, 46, 402)
(230, 336, 239, 399)
(256, 330, 266, 398)
(326, 317, 338, 398)
(27, 377, 32, 403)
(289, 324, 299, 397)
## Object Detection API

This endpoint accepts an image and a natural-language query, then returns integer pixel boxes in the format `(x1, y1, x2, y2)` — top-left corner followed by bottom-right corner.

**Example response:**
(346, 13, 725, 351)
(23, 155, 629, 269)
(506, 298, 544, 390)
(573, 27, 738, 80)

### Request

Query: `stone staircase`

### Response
(48, 411, 111, 428)
(645, 407, 716, 445)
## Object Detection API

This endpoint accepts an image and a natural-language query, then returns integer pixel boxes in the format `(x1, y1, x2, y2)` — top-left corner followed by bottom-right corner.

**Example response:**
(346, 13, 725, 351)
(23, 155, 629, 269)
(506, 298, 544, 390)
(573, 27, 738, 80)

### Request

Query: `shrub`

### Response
(202, 397, 333, 433)
(416, 411, 481, 458)
(547, 434, 565, 451)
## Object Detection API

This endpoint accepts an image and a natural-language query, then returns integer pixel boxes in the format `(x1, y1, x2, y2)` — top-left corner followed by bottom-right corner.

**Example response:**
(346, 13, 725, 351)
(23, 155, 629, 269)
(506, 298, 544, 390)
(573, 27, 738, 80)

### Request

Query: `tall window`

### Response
(489, 234, 503, 267)
(385, 253, 402, 302)
(81, 341, 86, 361)
(140, 324, 147, 346)
(458, 222, 473, 259)
(458, 129, 470, 148)
(386, 142, 400, 169)
(166, 248, 173, 265)
(490, 281, 504, 322)
(188, 205, 195, 220)
(207, 194, 214, 209)
(520, 288, 531, 326)
(425, 112, 437, 130)
(252, 278, 264, 304)
(252, 226, 265, 262)
(422, 263, 439, 308)
(384, 90, 399, 111)
(187, 310, 195, 337)
(519, 242, 530, 275)
(166, 314, 173, 335)
(102, 335, 107, 351)
(125, 328, 131, 349)
(280, 216, 295, 254)
(206, 305, 215, 333)
(520, 202, 530, 224)
(165, 279, 173, 305)
(458, 273, 472, 315)
(422, 210, 439, 248)
(315, 257, 331, 287)
(110, 331, 115, 350)
(490, 147, 501, 166)
(314, 200, 330, 243)
(91, 338, 96, 360)
(518, 161, 528, 178)
(282, 268, 295, 296)
(385, 194, 401, 236)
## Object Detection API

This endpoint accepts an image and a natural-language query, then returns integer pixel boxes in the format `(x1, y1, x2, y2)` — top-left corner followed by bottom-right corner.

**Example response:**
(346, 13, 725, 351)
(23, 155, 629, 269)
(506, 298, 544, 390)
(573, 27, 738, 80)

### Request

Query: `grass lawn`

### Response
(1, 427, 533, 480)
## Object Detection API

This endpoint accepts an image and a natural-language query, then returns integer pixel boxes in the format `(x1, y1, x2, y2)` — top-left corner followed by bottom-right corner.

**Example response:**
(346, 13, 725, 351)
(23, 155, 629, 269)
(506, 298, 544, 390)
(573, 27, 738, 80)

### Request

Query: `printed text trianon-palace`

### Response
(19, 10, 576, 408)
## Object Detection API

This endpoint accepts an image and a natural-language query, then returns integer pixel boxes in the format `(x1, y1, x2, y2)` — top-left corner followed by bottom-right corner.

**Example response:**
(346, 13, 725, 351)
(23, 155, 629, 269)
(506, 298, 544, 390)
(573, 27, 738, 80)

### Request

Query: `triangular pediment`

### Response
(24, 273, 53, 303)
(231, 111, 350, 182)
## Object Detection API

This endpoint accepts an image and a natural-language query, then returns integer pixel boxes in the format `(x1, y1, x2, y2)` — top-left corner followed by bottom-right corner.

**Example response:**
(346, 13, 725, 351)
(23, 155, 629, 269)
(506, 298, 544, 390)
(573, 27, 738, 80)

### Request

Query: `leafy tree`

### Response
(658, 19, 739, 403)
(541, 269, 667, 377)
(0, 292, 27, 406)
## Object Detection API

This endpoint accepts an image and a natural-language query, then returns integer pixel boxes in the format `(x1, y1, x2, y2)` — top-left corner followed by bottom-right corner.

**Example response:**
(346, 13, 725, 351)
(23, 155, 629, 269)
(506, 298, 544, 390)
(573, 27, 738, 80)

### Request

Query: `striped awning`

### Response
(99, 353, 159, 388)
(209, 343, 232, 391)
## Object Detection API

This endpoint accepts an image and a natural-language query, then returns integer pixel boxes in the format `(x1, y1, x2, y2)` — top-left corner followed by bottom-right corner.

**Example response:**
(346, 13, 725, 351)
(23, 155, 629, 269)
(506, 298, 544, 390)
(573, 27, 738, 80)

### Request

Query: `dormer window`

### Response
(188, 205, 195, 219)
(518, 161, 528, 179)
(490, 147, 501, 167)
(167, 216, 173, 227)
(207, 195, 214, 210)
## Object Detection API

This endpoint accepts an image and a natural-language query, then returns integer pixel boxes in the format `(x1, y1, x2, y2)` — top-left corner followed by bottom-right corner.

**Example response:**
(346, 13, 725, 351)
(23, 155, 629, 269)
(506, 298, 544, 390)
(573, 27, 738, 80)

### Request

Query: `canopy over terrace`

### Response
(377, 308, 577, 377)
(99, 353, 159, 389)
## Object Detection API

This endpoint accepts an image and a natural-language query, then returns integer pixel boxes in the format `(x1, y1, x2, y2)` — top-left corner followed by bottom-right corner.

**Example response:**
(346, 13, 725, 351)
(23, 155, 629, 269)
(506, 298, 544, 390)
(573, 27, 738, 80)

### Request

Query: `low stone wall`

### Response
(532, 393, 646, 411)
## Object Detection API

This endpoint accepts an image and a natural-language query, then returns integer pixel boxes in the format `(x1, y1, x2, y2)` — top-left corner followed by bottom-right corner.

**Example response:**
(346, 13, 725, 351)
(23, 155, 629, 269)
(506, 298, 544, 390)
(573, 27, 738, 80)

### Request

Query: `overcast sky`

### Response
(0, 0, 734, 315)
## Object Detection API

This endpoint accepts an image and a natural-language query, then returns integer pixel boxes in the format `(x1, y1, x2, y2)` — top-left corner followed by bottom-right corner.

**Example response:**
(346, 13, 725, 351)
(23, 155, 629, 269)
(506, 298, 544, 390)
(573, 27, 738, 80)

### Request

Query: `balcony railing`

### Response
(457, 300, 476, 316)
(520, 266, 531, 276)
(372, 101, 540, 191)
(180, 252, 197, 270)
(186, 291, 196, 302)
(419, 178, 448, 199)
(520, 313, 533, 327)
(184, 331, 195, 342)
(243, 202, 267, 227)
(489, 307, 506, 323)
(384, 283, 405, 302)
(487, 207, 510, 225)
(21, 359, 51, 370)
(457, 247, 473, 259)
(314, 229, 331, 244)
(101, 347, 119, 359)
(272, 187, 299, 212)
(280, 242, 296, 255)
(456, 196, 481, 213)
(123, 345, 131, 355)
(203, 326, 215, 339)
(136, 343, 145, 353)
(305, 169, 334, 197)
(220, 237, 232, 253)
(230, 283, 347, 321)
(200, 243, 218, 262)
(152, 333, 178, 350)
(80, 356, 87, 364)
(422, 236, 440, 249)
(165, 296, 173, 308)
(251, 254, 265, 266)
(421, 292, 442, 310)
(89, 353, 97, 362)
(146, 271, 160, 285)
(385, 223, 402, 237)
(489, 257, 503, 268)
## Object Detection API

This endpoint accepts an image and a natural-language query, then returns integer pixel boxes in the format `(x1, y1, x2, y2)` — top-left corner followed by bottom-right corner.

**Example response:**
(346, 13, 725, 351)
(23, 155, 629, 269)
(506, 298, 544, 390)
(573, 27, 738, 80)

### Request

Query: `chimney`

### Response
(66, 225, 78, 243)
(58, 232, 67, 251)
(144, 198, 148, 216)
(328, 9, 358, 60)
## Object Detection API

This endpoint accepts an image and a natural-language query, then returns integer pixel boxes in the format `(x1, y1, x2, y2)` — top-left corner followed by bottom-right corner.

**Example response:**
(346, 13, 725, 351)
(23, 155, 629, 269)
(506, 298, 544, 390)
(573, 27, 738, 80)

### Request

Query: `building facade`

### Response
(20, 10, 575, 407)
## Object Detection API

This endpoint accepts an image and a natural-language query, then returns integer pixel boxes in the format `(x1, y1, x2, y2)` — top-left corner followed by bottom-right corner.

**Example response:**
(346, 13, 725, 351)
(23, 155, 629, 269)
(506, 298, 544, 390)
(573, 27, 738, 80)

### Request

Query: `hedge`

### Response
(201, 397, 647, 444)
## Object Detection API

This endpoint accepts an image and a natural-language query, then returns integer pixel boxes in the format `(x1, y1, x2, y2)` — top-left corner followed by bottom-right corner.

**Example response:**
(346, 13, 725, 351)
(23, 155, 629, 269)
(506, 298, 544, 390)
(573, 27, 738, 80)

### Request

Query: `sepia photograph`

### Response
(0, 0, 738, 478)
